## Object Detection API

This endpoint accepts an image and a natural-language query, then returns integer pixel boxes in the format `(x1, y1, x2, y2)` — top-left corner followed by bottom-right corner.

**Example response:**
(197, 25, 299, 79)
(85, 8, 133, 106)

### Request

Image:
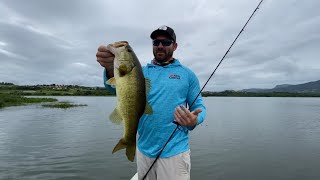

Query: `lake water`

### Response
(0, 96, 319, 180)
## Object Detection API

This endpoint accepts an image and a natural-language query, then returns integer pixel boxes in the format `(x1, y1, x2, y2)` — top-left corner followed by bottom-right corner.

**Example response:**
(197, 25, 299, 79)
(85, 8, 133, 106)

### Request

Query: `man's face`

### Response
(153, 35, 177, 62)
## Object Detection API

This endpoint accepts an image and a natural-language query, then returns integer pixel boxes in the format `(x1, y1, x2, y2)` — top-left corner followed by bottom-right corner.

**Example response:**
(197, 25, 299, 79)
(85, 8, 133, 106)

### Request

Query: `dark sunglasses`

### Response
(152, 39, 174, 46)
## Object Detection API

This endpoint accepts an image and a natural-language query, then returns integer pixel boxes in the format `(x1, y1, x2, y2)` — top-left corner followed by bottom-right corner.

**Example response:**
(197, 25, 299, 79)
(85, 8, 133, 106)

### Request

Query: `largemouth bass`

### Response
(106, 41, 152, 162)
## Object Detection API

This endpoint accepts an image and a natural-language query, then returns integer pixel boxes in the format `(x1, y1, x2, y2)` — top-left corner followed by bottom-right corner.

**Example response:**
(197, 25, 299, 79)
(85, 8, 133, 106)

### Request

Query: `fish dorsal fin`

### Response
(109, 108, 123, 124)
(143, 101, 153, 114)
(106, 77, 116, 88)
(145, 78, 151, 95)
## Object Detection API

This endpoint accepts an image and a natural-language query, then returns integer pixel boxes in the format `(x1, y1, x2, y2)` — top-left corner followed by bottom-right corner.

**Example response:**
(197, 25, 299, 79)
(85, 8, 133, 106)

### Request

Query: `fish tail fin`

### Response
(112, 138, 127, 154)
(112, 139, 136, 162)
(126, 143, 136, 162)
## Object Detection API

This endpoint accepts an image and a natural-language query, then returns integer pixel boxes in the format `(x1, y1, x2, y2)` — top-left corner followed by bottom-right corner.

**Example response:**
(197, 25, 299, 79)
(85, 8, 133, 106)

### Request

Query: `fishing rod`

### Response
(142, 0, 265, 179)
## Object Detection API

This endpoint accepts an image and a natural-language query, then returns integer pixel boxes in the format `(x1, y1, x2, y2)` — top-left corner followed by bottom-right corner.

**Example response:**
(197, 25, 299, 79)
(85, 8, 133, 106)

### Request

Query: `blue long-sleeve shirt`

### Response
(104, 59, 206, 158)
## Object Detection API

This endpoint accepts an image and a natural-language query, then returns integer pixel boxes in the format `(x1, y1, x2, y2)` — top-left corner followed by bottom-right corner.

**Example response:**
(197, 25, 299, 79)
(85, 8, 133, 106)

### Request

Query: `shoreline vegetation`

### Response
(201, 91, 320, 97)
(0, 83, 96, 109)
(42, 101, 88, 108)
(1, 82, 319, 109)
(0, 94, 57, 109)
(0, 94, 88, 109)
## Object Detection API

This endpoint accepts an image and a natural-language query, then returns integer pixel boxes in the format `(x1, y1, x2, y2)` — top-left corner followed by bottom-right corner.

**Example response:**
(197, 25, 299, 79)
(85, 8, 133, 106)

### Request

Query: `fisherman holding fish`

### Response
(96, 25, 206, 180)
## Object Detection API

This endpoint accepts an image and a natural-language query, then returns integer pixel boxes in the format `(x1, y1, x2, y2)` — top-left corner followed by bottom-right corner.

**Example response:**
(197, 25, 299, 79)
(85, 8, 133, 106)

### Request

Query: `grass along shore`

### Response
(42, 101, 87, 108)
(0, 94, 57, 108)
(0, 94, 87, 109)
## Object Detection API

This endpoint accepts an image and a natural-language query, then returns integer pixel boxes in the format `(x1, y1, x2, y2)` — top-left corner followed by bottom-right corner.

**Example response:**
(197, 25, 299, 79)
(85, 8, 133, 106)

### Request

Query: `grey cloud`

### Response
(0, 0, 319, 91)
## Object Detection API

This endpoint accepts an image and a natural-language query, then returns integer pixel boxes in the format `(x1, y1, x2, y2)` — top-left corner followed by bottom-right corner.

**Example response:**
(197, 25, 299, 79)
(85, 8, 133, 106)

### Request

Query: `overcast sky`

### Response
(0, 0, 319, 91)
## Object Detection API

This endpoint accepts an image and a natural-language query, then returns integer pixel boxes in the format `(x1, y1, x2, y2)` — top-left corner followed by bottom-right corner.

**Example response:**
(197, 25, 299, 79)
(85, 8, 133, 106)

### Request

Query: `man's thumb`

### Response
(192, 109, 202, 116)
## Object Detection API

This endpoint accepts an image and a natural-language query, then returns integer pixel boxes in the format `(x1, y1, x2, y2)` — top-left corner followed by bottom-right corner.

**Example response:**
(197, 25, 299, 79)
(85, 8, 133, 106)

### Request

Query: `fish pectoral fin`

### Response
(145, 78, 151, 95)
(106, 77, 116, 87)
(109, 108, 123, 124)
(143, 101, 153, 114)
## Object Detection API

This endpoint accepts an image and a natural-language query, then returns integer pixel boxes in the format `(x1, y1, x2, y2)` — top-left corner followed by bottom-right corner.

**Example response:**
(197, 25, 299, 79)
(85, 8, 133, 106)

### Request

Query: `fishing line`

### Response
(142, 0, 264, 179)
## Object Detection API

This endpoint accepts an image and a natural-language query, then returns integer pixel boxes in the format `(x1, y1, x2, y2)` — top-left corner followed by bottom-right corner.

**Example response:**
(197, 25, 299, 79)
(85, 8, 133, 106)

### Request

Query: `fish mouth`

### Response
(113, 41, 128, 48)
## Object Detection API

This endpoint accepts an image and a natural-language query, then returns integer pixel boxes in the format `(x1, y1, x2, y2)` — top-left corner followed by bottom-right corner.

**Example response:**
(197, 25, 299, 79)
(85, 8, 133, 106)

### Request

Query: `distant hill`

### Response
(242, 80, 320, 93)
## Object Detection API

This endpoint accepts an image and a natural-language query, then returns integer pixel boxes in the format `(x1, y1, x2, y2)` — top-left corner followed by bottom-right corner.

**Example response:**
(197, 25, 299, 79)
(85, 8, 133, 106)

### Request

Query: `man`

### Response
(96, 25, 206, 180)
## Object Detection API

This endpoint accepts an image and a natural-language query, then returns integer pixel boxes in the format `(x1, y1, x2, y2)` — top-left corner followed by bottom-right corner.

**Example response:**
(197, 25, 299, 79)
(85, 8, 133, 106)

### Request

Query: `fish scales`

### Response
(106, 41, 152, 162)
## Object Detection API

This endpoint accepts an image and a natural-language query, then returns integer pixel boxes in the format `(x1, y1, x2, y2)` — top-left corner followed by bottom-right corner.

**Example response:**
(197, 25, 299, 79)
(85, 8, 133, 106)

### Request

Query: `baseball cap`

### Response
(150, 25, 176, 42)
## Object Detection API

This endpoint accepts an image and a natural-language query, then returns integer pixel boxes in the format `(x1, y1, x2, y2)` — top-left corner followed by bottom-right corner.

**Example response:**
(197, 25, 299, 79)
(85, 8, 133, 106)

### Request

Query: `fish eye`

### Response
(127, 48, 132, 52)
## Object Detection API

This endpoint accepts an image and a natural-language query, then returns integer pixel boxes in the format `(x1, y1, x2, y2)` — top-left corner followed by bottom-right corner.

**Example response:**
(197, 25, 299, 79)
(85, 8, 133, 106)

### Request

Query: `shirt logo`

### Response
(169, 74, 180, 79)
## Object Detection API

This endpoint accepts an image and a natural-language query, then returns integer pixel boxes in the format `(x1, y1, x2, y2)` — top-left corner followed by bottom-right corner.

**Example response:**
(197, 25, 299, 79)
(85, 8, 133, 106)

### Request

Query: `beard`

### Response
(153, 49, 173, 63)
